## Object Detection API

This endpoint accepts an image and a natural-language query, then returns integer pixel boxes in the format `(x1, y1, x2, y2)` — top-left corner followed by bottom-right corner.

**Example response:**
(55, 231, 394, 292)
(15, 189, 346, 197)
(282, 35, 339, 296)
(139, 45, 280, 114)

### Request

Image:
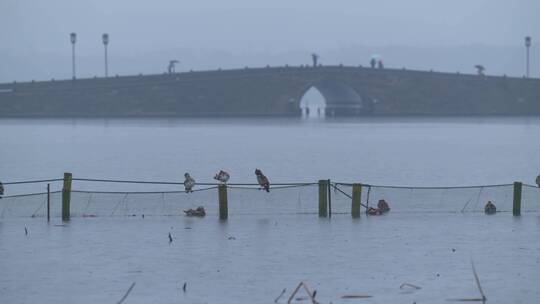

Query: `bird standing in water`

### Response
(0, 181, 4, 198)
(214, 170, 230, 184)
(536, 174, 540, 188)
(377, 199, 390, 213)
(484, 201, 496, 214)
(255, 169, 270, 192)
(183, 173, 195, 193)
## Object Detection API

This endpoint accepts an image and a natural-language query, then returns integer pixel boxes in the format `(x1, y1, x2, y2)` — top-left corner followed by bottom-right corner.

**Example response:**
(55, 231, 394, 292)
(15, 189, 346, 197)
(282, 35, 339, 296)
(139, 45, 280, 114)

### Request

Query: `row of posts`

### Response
(207, 180, 524, 220)
(322, 180, 523, 218)
(58, 173, 524, 221)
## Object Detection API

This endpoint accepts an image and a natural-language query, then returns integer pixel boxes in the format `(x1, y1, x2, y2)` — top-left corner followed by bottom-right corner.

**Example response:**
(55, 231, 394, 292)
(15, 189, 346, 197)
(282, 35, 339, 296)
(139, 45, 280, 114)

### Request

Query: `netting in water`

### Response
(0, 184, 319, 218)
(522, 184, 540, 212)
(0, 191, 62, 218)
(332, 183, 540, 213)
(68, 184, 319, 217)
(227, 184, 319, 215)
(1, 179, 539, 218)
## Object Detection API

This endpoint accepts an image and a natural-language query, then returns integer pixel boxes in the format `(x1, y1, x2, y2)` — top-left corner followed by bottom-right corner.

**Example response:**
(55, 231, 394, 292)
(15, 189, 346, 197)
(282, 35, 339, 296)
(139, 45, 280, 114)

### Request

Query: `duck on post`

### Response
(214, 170, 230, 184)
(184, 173, 196, 193)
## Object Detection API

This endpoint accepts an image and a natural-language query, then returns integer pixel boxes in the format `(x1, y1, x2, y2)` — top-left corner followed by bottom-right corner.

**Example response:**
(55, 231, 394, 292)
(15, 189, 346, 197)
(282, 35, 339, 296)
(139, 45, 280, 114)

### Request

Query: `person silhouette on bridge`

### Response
(311, 53, 319, 67)
(370, 58, 376, 69)
(378, 60, 384, 69)
(475, 65, 485, 76)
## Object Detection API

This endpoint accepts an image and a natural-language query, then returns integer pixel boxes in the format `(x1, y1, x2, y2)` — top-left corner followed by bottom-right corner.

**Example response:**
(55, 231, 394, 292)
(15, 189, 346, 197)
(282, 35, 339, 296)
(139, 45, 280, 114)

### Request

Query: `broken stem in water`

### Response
(471, 260, 486, 301)
(117, 282, 136, 304)
(274, 288, 286, 303)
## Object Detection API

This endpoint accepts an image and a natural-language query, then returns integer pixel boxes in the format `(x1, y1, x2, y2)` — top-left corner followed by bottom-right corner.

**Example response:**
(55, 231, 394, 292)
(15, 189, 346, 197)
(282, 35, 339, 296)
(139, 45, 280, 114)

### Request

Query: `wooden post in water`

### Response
(318, 180, 328, 217)
(47, 183, 50, 222)
(513, 181, 522, 216)
(351, 183, 362, 218)
(327, 179, 332, 218)
(218, 184, 228, 220)
(62, 172, 72, 221)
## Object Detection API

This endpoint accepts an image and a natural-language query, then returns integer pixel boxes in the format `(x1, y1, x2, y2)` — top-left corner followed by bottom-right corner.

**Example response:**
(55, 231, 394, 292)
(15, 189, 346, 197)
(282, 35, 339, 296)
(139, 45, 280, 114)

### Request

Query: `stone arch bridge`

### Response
(0, 65, 539, 117)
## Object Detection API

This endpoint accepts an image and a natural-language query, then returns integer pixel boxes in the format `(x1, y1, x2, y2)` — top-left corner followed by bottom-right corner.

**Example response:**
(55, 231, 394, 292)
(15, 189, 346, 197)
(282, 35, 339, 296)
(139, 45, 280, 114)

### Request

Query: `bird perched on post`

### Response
(214, 170, 230, 184)
(255, 169, 270, 192)
(184, 173, 195, 193)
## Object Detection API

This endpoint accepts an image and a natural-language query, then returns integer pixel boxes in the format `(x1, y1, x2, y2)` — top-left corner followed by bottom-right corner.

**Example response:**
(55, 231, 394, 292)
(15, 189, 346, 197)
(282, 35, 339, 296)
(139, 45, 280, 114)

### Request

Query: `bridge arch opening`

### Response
(299, 86, 326, 118)
(297, 80, 366, 117)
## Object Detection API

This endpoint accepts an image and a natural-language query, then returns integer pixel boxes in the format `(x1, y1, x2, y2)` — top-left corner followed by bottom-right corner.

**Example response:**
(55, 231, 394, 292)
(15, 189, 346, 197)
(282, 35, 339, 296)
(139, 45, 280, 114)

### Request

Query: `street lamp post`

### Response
(70, 32, 77, 79)
(102, 33, 109, 77)
(525, 36, 531, 78)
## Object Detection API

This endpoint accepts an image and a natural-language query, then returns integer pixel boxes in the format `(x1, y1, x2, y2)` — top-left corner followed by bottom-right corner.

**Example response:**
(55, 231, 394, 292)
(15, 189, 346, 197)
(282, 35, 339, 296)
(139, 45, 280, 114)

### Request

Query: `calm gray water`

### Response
(1, 214, 540, 304)
(1, 117, 540, 303)
(1, 117, 540, 188)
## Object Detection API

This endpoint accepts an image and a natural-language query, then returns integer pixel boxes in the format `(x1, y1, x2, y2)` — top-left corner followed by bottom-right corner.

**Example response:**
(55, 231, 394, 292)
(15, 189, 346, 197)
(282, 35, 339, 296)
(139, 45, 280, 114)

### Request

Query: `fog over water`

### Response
(1, 0, 539, 81)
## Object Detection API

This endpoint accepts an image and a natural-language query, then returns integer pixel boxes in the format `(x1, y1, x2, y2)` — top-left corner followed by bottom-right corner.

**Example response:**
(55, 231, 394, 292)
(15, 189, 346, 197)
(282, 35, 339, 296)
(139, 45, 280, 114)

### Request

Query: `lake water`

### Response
(2, 117, 540, 188)
(1, 117, 540, 303)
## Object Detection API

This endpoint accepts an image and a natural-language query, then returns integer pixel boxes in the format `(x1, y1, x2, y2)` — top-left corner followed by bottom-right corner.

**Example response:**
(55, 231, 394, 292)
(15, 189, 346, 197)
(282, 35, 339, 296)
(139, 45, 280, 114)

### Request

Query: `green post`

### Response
(62, 172, 72, 221)
(351, 183, 362, 218)
(318, 180, 328, 217)
(327, 179, 332, 218)
(218, 184, 228, 220)
(513, 181, 522, 216)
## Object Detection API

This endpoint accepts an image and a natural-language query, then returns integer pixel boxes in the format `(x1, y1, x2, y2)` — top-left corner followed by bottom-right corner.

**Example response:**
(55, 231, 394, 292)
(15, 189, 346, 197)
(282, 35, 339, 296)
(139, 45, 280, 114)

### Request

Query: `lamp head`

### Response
(525, 36, 531, 47)
(102, 33, 109, 45)
(70, 32, 77, 44)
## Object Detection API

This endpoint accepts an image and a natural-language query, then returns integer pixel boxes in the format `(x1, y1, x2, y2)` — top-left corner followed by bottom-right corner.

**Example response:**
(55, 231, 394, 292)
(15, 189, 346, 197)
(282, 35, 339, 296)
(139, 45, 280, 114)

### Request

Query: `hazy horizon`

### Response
(1, 0, 539, 82)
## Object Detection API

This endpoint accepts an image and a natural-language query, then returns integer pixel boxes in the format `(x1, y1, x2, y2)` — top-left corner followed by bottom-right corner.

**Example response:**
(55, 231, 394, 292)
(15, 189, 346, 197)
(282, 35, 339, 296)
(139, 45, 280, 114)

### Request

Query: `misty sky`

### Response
(1, 0, 538, 81)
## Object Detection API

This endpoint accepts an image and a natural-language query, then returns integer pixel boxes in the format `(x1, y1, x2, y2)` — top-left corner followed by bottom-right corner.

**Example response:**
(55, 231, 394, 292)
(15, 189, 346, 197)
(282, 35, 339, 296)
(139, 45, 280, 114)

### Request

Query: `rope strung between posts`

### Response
(71, 186, 218, 195)
(333, 182, 513, 190)
(1, 177, 523, 189)
(73, 178, 183, 185)
(228, 183, 316, 190)
(72, 177, 316, 187)
(0, 179, 313, 198)
(2, 178, 63, 185)
(1, 191, 62, 199)
(331, 183, 369, 209)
